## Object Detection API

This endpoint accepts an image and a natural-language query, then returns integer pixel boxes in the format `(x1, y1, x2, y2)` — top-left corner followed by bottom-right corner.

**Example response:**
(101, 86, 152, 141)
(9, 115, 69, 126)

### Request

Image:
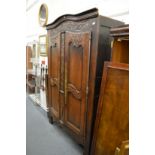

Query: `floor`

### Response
(26, 96, 83, 155)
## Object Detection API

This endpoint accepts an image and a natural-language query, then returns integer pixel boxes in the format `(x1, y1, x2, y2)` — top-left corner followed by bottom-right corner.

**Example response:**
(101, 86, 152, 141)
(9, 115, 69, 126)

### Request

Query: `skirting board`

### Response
(29, 94, 49, 112)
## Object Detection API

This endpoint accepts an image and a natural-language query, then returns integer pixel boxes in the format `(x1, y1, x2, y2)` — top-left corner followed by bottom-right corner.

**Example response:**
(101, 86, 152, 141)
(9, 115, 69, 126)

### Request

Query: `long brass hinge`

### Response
(86, 86, 89, 95)
(89, 32, 92, 40)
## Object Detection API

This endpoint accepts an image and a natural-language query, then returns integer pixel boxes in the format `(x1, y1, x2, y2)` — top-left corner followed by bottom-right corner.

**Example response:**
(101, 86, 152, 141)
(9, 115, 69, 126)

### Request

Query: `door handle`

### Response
(59, 90, 64, 94)
(115, 147, 120, 155)
(51, 43, 57, 47)
(50, 78, 58, 87)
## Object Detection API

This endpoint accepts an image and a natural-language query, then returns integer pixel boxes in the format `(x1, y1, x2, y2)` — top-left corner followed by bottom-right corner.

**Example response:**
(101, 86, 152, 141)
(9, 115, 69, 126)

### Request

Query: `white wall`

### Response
(26, 0, 129, 41)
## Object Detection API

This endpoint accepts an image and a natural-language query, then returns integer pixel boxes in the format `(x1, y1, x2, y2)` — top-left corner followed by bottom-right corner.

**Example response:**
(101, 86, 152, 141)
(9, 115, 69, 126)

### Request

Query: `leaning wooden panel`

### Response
(91, 62, 129, 155)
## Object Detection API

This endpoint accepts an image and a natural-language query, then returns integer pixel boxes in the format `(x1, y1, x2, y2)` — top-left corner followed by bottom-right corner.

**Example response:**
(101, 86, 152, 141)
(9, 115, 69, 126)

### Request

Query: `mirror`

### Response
(38, 4, 48, 27)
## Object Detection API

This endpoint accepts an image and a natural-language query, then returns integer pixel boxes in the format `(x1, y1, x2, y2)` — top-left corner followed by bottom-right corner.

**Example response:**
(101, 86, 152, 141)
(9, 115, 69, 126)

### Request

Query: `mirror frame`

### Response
(38, 3, 48, 27)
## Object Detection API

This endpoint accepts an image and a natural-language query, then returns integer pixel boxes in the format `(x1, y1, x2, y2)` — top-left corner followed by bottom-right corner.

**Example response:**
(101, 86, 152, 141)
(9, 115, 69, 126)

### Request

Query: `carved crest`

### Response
(49, 35, 59, 46)
(69, 33, 83, 47)
(49, 19, 94, 36)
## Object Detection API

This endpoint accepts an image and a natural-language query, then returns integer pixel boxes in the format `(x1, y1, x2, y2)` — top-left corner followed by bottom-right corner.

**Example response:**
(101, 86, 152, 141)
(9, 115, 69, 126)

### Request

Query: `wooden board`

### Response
(91, 61, 129, 155)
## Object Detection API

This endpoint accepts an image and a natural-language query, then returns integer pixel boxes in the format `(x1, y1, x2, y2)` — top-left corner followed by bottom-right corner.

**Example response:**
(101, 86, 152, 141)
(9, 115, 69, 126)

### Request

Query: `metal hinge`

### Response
(86, 86, 89, 95)
(89, 33, 92, 40)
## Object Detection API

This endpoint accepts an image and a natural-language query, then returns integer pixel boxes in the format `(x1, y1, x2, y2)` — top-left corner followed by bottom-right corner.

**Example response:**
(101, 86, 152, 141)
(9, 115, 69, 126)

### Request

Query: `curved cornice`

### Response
(46, 8, 98, 30)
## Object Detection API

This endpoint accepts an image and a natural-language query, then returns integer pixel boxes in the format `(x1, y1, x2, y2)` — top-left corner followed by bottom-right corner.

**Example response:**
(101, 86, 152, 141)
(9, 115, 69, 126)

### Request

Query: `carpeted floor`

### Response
(26, 96, 83, 155)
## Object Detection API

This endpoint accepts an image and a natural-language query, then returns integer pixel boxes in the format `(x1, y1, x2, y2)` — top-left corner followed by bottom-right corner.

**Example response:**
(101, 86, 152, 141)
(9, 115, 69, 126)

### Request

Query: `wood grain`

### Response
(91, 62, 129, 155)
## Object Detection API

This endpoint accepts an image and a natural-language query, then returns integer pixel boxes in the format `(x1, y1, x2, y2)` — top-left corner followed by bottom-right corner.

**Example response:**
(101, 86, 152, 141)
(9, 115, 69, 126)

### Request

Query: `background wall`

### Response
(26, 0, 129, 42)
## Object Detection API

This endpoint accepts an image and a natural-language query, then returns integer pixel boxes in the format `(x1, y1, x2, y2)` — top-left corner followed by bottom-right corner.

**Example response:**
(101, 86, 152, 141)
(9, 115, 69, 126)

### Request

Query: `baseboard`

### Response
(27, 94, 49, 119)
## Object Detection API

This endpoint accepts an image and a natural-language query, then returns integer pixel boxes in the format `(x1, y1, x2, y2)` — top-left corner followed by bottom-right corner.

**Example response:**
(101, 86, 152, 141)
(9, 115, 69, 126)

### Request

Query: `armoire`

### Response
(45, 8, 124, 154)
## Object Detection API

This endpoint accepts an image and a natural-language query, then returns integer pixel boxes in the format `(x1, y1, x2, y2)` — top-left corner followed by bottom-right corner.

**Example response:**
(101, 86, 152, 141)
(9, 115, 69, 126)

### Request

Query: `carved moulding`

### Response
(50, 78, 59, 87)
(69, 33, 83, 47)
(50, 19, 94, 36)
(67, 83, 81, 100)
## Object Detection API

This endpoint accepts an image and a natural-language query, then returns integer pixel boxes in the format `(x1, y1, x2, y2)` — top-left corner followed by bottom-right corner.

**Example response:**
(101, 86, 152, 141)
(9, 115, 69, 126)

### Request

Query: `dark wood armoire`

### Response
(91, 25, 129, 155)
(46, 8, 124, 154)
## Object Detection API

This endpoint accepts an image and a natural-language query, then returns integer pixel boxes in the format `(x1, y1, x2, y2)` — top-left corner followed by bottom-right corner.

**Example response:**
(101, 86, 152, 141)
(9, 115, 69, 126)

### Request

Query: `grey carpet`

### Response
(26, 97, 83, 155)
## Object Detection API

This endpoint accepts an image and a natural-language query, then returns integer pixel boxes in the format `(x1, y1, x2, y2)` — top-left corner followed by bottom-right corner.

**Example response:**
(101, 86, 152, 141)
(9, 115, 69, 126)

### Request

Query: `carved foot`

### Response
(47, 112, 54, 124)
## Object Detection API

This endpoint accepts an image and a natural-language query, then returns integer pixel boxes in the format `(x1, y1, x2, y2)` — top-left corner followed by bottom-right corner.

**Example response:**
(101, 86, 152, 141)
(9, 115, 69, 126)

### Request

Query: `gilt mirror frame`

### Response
(38, 3, 48, 27)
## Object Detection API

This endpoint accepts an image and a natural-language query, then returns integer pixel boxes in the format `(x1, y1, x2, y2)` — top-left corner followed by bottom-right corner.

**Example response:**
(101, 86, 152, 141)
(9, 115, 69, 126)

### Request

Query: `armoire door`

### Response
(48, 34, 60, 120)
(64, 31, 91, 140)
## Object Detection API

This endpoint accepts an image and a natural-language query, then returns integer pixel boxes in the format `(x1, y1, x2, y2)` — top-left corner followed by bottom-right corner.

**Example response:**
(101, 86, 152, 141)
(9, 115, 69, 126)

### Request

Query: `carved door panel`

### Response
(48, 34, 60, 119)
(64, 31, 91, 139)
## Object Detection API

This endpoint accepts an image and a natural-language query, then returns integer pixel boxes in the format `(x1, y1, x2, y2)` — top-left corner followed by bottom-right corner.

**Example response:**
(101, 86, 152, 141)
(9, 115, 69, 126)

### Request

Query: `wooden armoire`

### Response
(46, 8, 124, 154)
